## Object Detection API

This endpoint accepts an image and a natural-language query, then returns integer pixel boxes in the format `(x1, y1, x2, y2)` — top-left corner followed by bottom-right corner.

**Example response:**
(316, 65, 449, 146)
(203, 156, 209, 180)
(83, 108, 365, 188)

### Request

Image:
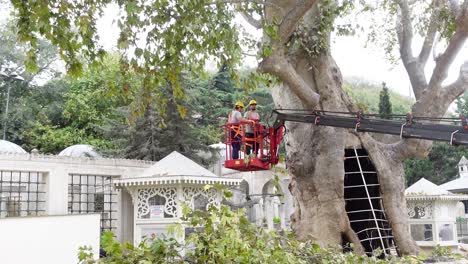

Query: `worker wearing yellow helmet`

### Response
(244, 99, 261, 156)
(228, 101, 254, 159)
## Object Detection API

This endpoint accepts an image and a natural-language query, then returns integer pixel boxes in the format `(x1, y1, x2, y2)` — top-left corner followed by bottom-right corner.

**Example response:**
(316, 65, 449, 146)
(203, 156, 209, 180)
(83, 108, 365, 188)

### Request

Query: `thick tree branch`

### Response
(395, 62, 468, 159)
(418, 1, 440, 66)
(391, 0, 467, 157)
(449, 0, 461, 17)
(259, 1, 319, 108)
(238, 9, 262, 29)
(259, 53, 319, 109)
(396, 0, 430, 99)
(432, 32, 440, 61)
(428, 1, 468, 87)
(428, 28, 468, 88)
(396, 0, 414, 63)
(392, 138, 433, 160)
(442, 61, 468, 102)
(277, 0, 319, 45)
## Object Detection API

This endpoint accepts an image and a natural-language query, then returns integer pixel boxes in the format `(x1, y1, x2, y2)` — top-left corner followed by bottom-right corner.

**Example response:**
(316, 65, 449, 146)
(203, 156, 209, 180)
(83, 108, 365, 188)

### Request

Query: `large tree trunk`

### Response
(261, 0, 468, 256)
(361, 136, 419, 255)
(271, 46, 419, 255)
(272, 52, 365, 252)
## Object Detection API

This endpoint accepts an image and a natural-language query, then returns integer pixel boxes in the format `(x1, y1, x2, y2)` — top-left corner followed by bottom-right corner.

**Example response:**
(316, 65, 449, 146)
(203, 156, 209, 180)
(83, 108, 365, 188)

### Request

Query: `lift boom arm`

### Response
(222, 110, 468, 171)
(273, 110, 468, 146)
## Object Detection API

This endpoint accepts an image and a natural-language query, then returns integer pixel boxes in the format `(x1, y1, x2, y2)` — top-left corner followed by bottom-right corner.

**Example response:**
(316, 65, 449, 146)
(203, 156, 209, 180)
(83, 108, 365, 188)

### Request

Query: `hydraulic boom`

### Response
(223, 109, 468, 172)
(273, 109, 468, 146)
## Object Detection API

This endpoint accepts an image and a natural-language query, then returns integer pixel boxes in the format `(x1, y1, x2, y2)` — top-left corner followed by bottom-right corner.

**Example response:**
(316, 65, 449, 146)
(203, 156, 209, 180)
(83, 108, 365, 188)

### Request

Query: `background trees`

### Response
(379, 82, 392, 119)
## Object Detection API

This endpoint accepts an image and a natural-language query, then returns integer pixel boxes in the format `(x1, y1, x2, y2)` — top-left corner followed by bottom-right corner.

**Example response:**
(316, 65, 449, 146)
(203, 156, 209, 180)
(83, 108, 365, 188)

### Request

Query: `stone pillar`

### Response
(273, 197, 280, 219)
(280, 203, 286, 229)
(257, 198, 264, 226)
(265, 197, 273, 230)
(46, 167, 69, 215)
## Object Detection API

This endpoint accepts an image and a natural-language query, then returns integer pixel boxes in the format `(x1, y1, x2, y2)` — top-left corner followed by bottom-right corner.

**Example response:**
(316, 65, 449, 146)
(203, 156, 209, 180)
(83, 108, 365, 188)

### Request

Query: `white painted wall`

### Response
(0, 153, 152, 243)
(0, 214, 100, 264)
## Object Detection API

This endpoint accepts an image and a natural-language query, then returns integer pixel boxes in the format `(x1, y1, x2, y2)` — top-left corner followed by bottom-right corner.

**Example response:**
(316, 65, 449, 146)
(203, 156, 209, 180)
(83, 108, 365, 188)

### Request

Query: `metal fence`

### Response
(68, 174, 117, 233)
(0, 171, 46, 218)
(456, 218, 468, 243)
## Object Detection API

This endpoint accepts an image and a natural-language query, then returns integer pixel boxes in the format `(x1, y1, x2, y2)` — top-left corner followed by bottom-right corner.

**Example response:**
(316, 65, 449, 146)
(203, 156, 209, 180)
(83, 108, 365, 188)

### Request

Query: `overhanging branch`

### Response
(418, 0, 441, 66)
(396, 62, 468, 159)
(396, 0, 430, 99)
(428, 28, 468, 87)
(442, 61, 468, 102)
(259, 53, 319, 109)
(277, 0, 319, 45)
(396, 0, 414, 63)
(238, 9, 263, 29)
(428, 1, 468, 87)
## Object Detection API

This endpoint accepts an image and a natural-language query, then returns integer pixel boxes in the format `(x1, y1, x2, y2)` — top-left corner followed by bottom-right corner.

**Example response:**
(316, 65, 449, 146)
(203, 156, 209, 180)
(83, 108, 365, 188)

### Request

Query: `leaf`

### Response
(135, 48, 143, 58)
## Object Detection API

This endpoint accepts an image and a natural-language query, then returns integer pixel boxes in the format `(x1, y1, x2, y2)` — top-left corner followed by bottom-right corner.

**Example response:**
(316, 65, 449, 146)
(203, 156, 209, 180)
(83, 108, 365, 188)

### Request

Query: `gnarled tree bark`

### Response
(252, 0, 468, 256)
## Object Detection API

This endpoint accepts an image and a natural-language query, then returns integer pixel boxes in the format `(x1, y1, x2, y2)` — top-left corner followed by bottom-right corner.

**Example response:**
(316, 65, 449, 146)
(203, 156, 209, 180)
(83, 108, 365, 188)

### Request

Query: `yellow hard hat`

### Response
(249, 99, 257, 105)
(235, 101, 245, 108)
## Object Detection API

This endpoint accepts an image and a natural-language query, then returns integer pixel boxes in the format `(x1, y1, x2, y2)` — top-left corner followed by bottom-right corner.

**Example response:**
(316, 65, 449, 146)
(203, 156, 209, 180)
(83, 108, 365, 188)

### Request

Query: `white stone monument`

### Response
(406, 178, 468, 252)
(114, 151, 242, 244)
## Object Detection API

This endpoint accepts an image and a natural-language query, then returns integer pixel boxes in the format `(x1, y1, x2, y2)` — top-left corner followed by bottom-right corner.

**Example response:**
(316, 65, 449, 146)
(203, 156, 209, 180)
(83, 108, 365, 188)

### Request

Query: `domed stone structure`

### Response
(0, 140, 27, 154)
(58, 144, 101, 158)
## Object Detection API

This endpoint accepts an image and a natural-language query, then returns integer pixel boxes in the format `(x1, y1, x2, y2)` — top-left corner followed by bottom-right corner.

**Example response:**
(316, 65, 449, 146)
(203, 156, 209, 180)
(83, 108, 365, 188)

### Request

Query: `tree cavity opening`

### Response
(344, 148, 396, 256)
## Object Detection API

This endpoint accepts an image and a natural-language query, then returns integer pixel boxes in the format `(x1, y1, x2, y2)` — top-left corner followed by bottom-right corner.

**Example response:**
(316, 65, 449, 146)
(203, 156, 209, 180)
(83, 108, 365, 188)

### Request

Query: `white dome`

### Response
(0, 140, 27, 154)
(58, 144, 101, 158)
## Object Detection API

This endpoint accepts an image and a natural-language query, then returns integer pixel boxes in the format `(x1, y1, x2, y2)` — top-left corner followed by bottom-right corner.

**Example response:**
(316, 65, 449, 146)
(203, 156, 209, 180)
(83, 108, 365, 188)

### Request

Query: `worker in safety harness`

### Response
(244, 99, 260, 156)
(228, 101, 254, 159)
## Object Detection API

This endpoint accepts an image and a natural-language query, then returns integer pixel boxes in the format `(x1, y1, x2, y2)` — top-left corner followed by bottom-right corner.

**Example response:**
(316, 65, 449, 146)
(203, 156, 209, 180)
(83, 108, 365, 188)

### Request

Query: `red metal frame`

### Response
(223, 121, 283, 171)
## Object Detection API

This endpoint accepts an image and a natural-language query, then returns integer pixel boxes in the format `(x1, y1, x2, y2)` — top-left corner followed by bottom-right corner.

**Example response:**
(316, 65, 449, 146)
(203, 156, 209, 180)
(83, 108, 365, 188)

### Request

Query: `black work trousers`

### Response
(245, 132, 259, 156)
(231, 130, 242, 159)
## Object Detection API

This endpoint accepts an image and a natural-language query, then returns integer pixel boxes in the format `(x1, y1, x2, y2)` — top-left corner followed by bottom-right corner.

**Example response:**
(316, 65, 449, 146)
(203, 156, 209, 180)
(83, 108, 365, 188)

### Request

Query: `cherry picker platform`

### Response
(223, 109, 468, 172)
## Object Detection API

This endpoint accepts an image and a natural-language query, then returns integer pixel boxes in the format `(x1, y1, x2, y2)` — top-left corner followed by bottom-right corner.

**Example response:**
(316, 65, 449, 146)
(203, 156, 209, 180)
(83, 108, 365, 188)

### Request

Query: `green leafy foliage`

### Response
(455, 92, 468, 117)
(292, 0, 355, 57)
(404, 91, 468, 186)
(10, 0, 247, 115)
(189, 65, 275, 145)
(0, 18, 62, 147)
(352, 1, 460, 63)
(123, 85, 209, 163)
(22, 54, 128, 153)
(404, 143, 468, 186)
(344, 79, 413, 115)
(0, 33, 275, 156)
(78, 200, 423, 264)
(0, 19, 59, 81)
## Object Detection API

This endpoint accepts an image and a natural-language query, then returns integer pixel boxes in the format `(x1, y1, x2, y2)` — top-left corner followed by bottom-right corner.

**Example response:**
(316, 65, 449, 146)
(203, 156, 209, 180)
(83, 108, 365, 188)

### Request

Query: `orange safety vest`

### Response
(228, 111, 242, 138)
(245, 111, 260, 146)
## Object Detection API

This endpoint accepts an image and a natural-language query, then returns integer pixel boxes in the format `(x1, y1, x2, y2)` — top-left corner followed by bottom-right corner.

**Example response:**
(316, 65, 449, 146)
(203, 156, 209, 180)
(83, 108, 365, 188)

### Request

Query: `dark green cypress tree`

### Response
(378, 82, 392, 119)
(124, 86, 208, 162)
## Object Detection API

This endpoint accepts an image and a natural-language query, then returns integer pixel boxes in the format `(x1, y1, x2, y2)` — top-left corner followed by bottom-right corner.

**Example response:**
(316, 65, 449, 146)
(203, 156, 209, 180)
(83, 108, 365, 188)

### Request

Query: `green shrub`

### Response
(273, 217, 281, 224)
(77, 187, 449, 263)
(78, 198, 428, 264)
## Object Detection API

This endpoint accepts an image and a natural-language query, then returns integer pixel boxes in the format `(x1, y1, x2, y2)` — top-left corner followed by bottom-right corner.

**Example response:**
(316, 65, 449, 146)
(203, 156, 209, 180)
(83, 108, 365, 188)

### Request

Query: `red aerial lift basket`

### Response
(223, 121, 283, 171)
